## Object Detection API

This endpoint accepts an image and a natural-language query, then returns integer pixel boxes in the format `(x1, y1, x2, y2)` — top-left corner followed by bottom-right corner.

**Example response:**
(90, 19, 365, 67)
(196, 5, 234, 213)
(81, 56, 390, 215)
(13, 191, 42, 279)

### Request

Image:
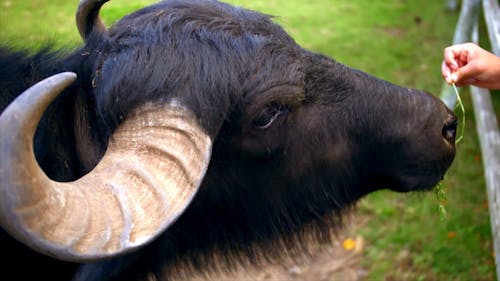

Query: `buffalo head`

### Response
(0, 0, 456, 267)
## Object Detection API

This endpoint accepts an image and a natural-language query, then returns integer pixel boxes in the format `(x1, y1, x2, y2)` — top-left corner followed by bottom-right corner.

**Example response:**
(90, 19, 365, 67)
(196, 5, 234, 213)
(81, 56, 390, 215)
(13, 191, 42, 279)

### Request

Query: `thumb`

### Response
(452, 62, 479, 84)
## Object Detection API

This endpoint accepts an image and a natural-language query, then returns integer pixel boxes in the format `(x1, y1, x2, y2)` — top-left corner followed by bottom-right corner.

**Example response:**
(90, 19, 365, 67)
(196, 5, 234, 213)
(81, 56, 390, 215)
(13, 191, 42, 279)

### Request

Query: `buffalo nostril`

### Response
(442, 114, 458, 143)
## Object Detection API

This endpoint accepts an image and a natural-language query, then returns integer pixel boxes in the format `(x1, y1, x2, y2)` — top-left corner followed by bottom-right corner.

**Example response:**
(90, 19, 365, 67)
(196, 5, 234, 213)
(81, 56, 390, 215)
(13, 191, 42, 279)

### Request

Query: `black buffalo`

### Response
(0, 0, 457, 280)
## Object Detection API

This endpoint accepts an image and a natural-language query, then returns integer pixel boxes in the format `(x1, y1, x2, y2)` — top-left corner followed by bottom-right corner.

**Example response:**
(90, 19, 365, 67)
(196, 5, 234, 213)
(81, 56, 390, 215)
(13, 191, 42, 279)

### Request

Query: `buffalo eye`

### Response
(253, 102, 289, 129)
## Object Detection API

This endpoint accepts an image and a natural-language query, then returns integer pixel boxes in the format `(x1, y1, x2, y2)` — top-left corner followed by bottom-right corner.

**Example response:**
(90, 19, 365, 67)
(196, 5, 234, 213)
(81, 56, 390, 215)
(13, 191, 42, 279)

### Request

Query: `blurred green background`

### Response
(1, 1, 498, 280)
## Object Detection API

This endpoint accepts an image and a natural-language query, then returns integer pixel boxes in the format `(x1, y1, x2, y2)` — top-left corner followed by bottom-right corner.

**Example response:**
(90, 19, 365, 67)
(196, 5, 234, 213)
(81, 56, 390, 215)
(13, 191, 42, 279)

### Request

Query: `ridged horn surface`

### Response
(76, 0, 109, 40)
(0, 73, 212, 262)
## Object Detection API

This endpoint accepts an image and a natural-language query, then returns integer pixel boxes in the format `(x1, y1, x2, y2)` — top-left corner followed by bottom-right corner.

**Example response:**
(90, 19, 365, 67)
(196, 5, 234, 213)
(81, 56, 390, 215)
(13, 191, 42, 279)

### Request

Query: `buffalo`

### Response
(0, 0, 457, 280)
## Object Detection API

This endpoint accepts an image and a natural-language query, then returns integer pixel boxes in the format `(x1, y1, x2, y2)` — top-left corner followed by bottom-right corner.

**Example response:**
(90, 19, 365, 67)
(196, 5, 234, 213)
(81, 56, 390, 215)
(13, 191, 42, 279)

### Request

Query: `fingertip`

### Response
(441, 62, 452, 78)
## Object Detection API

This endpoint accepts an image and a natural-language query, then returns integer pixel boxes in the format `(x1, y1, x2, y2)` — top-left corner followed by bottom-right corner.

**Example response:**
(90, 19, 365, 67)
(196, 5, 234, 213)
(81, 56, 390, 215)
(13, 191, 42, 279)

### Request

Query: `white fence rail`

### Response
(440, 0, 500, 277)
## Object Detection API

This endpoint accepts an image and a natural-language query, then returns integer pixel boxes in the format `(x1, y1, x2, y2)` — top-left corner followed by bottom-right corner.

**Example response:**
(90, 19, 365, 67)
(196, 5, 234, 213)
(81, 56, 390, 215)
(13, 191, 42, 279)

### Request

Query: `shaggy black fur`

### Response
(0, 1, 455, 280)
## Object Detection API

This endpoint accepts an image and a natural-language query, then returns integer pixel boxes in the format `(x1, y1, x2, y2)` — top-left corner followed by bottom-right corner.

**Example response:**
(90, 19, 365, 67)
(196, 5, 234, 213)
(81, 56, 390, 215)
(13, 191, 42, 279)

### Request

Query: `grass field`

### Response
(1, 0, 498, 280)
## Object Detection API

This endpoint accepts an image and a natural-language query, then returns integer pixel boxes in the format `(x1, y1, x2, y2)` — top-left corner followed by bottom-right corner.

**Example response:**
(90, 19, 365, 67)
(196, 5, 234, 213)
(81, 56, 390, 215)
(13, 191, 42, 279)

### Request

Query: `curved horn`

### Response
(76, 0, 109, 40)
(0, 73, 212, 261)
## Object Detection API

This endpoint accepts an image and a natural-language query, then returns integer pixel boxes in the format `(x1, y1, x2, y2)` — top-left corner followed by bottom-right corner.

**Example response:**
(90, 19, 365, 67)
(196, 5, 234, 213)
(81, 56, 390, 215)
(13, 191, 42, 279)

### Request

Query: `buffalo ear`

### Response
(76, 0, 110, 40)
(0, 72, 213, 262)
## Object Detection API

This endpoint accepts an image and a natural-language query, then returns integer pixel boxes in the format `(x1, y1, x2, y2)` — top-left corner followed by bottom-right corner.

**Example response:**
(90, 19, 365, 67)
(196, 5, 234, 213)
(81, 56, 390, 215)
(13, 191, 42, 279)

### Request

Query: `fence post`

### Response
(482, 0, 500, 55)
(470, 85, 500, 278)
(470, 1, 500, 278)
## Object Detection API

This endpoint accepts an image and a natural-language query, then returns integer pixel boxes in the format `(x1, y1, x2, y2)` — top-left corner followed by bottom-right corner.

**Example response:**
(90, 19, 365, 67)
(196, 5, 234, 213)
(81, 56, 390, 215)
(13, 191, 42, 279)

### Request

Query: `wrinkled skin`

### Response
(0, 1, 456, 280)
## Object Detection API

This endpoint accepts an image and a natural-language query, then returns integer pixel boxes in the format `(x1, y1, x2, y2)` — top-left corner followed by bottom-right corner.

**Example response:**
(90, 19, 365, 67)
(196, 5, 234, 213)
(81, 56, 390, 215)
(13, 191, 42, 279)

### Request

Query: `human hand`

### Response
(441, 43, 500, 89)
